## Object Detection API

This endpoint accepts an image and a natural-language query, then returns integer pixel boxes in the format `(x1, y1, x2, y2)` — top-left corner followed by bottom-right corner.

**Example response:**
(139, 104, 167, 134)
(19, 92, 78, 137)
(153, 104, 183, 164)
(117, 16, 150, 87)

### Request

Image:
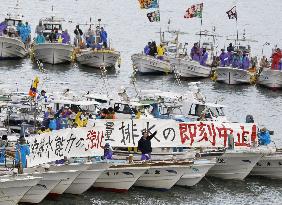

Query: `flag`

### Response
(147, 10, 160, 22)
(226, 6, 237, 20)
(28, 76, 39, 98)
(184, 3, 203, 19)
(138, 0, 159, 9)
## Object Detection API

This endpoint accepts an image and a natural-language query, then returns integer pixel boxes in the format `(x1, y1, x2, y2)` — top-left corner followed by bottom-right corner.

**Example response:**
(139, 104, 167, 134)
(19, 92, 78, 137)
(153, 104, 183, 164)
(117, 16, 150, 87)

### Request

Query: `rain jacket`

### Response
(15, 144, 30, 168)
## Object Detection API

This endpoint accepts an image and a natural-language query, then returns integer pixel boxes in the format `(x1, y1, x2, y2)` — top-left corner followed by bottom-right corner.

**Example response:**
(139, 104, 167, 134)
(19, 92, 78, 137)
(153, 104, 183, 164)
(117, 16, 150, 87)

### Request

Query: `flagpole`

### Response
(199, 17, 203, 46)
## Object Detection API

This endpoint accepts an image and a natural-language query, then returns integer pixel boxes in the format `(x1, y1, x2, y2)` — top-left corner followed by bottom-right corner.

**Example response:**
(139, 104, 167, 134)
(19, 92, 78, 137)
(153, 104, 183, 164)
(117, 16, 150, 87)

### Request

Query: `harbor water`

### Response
(1, 0, 282, 204)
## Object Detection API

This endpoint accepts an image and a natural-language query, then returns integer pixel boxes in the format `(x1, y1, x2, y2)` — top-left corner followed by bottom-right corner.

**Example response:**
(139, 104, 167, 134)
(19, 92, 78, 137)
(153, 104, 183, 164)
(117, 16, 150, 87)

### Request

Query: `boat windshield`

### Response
(208, 106, 225, 117)
(5, 19, 20, 27)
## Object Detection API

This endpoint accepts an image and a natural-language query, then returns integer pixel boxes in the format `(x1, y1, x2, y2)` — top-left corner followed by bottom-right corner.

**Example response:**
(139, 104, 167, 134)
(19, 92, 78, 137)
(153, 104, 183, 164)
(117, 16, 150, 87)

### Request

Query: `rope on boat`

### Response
(203, 177, 217, 190)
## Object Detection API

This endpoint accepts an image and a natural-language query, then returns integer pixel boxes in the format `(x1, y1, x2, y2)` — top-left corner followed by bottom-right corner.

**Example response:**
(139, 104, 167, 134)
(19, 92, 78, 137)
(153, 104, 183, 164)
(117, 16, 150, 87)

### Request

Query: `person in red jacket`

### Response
(271, 48, 282, 70)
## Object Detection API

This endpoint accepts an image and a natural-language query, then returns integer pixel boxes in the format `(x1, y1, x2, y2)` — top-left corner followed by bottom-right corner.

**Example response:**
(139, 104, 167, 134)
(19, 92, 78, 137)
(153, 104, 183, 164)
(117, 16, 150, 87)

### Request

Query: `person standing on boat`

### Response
(240, 51, 250, 70)
(190, 43, 198, 60)
(157, 43, 165, 60)
(138, 130, 157, 161)
(227, 43, 234, 52)
(35, 20, 44, 35)
(35, 32, 45, 44)
(271, 48, 282, 70)
(62, 29, 70, 44)
(74, 25, 83, 47)
(149, 41, 157, 57)
(200, 48, 208, 66)
(144, 42, 151, 55)
(100, 27, 108, 48)
(219, 49, 229, 67)
(15, 137, 30, 169)
(49, 29, 57, 43)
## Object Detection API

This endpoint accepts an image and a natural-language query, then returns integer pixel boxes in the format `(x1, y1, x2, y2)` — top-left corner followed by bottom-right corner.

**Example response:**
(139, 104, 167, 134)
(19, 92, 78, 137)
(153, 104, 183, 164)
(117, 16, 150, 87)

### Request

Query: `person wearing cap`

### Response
(219, 49, 229, 67)
(138, 130, 157, 161)
(100, 27, 108, 48)
(37, 90, 48, 102)
(15, 137, 30, 168)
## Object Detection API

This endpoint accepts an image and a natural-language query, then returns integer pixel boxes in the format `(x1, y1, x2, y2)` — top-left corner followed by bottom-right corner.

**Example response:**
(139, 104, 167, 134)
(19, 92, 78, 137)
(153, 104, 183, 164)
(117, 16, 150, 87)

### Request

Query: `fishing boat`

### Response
(47, 163, 87, 195)
(20, 169, 70, 203)
(131, 53, 171, 74)
(176, 159, 216, 187)
(204, 149, 264, 180)
(0, 1, 29, 60)
(250, 148, 282, 179)
(215, 32, 257, 85)
(33, 9, 74, 64)
(76, 19, 120, 69)
(134, 161, 188, 190)
(257, 68, 282, 89)
(93, 163, 148, 192)
(64, 162, 106, 195)
(0, 174, 41, 205)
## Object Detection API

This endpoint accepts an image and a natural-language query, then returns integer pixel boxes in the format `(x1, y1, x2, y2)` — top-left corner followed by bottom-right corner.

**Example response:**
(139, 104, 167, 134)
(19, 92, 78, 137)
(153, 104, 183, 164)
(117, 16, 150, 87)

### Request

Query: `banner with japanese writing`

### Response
(27, 127, 104, 167)
(92, 119, 257, 148)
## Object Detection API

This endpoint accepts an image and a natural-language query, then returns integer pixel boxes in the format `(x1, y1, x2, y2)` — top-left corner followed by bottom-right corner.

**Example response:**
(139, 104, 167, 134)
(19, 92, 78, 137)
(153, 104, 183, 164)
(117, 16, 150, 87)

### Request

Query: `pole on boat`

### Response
(199, 17, 203, 46)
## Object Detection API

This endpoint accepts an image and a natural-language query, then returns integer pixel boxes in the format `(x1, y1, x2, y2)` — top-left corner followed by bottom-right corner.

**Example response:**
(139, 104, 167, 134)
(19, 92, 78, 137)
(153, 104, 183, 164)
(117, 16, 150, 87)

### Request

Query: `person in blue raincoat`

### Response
(100, 27, 108, 48)
(16, 21, 23, 36)
(219, 49, 229, 66)
(258, 128, 271, 145)
(15, 137, 30, 168)
(36, 32, 45, 44)
(240, 51, 250, 70)
(200, 48, 208, 66)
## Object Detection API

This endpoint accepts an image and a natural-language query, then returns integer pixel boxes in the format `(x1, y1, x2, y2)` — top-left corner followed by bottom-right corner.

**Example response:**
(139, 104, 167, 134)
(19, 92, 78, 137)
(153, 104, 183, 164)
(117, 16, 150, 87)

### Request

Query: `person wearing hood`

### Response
(35, 20, 44, 35)
(35, 32, 45, 44)
(240, 51, 250, 70)
(219, 49, 229, 67)
(15, 137, 30, 168)
(200, 48, 208, 66)
(62, 29, 70, 44)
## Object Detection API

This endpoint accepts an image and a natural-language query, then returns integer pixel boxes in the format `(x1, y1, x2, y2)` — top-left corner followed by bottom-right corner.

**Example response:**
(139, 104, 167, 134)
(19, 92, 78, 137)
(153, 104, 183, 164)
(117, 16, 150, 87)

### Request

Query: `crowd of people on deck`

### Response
(35, 20, 71, 44)
(143, 41, 166, 60)
(74, 25, 108, 49)
(0, 20, 31, 46)
(190, 42, 209, 66)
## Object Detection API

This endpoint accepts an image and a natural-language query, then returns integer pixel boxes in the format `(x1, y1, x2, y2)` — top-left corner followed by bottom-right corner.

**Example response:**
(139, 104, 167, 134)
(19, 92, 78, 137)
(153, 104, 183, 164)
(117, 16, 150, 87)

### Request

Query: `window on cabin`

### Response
(208, 107, 225, 117)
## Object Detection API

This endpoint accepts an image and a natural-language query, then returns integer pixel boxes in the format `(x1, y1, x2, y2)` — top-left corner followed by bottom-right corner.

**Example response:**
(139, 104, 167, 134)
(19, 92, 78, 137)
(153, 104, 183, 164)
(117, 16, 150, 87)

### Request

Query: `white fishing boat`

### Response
(171, 57, 211, 78)
(205, 149, 263, 180)
(134, 162, 188, 190)
(93, 163, 148, 192)
(131, 53, 171, 74)
(47, 163, 87, 195)
(215, 66, 252, 85)
(0, 174, 41, 205)
(250, 149, 282, 179)
(257, 68, 282, 89)
(33, 12, 74, 64)
(176, 159, 216, 187)
(0, 1, 28, 59)
(64, 162, 107, 195)
(21, 166, 73, 203)
(76, 19, 120, 68)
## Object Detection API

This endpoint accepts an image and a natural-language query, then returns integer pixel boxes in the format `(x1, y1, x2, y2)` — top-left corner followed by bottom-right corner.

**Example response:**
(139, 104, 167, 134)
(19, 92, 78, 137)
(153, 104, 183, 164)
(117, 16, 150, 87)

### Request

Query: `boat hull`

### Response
(176, 160, 215, 187)
(207, 151, 262, 180)
(0, 36, 27, 59)
(33, 43, 74, 64)
(258, 69, 282, 88)
(93, 166, 147, 192)
(76, 49, 120, 68)
(0, 175, 41, 205)
(171, 58, 211, 78)
(131, 53, 171, 74)
(216, 67, 251, 85)
(250, 154, 282, 179)
(134, 165, 185, 190)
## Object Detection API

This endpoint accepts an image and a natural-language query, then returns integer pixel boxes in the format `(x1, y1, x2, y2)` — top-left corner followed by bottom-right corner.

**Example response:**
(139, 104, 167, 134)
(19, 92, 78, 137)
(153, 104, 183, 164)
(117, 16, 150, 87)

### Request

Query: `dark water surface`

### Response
(1, 0, 282, 204)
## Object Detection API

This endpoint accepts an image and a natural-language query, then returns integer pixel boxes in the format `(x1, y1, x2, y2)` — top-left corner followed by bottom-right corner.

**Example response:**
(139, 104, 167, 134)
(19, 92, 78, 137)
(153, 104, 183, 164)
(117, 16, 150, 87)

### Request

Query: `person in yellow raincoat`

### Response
(157, 44, 165, 60)
(74, 112, 84, 127)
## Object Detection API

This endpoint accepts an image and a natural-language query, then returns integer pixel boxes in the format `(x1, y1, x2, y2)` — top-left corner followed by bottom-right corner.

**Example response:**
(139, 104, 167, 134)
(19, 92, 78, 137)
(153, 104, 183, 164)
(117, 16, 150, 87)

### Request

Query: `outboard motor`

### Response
(246, 115, 254, 123)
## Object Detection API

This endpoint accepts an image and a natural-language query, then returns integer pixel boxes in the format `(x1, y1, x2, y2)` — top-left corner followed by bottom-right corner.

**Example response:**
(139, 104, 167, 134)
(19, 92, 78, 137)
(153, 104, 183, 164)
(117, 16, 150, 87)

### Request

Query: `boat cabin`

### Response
(39, 16, 64, 38)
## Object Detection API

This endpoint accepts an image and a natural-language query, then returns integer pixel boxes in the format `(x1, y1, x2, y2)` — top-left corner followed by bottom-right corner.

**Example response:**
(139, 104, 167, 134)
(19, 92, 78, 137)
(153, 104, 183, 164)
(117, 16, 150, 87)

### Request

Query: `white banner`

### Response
(26, 119, 258, 167)
(26, 127, 104, 167)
